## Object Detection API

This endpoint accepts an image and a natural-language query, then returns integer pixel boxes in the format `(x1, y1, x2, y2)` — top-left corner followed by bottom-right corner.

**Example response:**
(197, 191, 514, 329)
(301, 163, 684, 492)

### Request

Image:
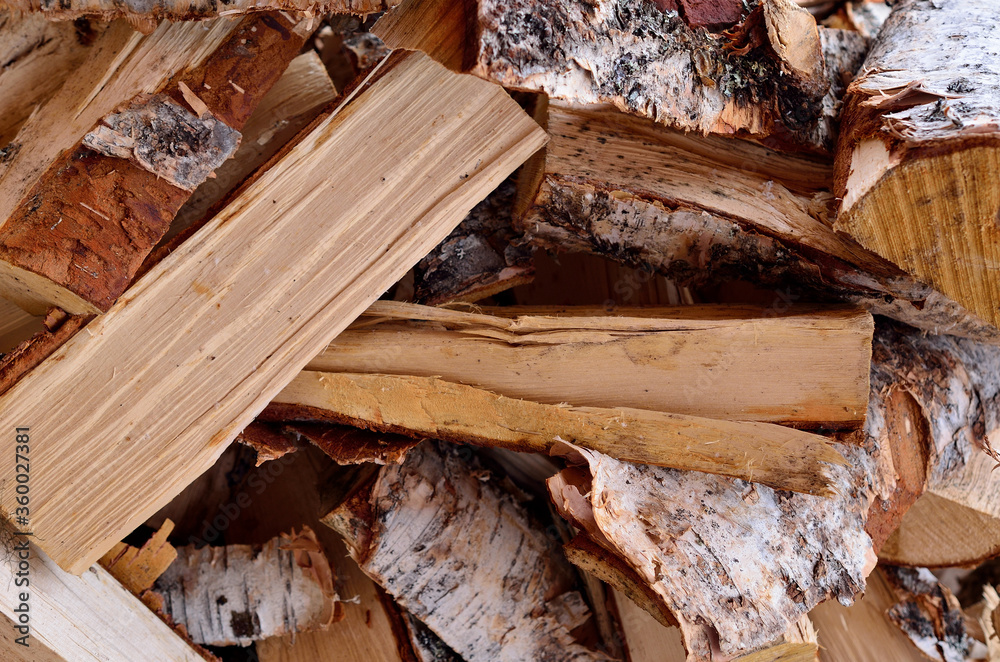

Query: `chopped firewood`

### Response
(373, 0, 472, 71)
(153, 527, 339, 646)
(835, 0, 1000, 331)
(0, 11, 105, 147)
(273, 370, 848, 495)
(323, 440, 611, 661)
(470, 0, 861, 151)
(972, 585, 1000, 661)
(0, 50, 547, 575)
(99, 519, 178, 596)
(411, 181, 535, 304)
(0, 0, 399, 21)
(236, 421, 299, 465)
(311, 300, 873, 428)
(0, 14, 310, 316)
(881, 566, 975, 662)
(547, 442, 877, 660)
(517, 99, 1000, 342)
(871, 322, 1000, 567)
(822, 0, 892, 39)
(166, 50, 337, 243)
(0, 524, 211, 661)
(809, 567, 928, 662)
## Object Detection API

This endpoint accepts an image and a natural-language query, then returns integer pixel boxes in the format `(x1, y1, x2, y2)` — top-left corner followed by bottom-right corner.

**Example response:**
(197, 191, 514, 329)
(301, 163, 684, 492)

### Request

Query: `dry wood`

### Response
(99, 519, 178, 596)
(0, 297, 42, 355)
(323, 440, 610, 662)
(236, 421, 299, 464)
(517, 98, 1000, 342)
(0, 0, 399, 21)
(0, 50, 546, 574)
(166, 50, 337, 243)
(870, 322, 1000, 567)
(154, 528, 337, 646)
(373, 0, 471, 71)
(312, 300, 873, 428)
(272, 370, 848, 495)
(0, 526, 208, 661)
(809, 567, 928, 662)
(0, 11, 105, 148)
(547, 442, 877, 660)
(471, 0, 864, 151)
(835, 0, 1000, 332)
(0, 13, 310, 316)
(283, 422, 422, 465)
(880, 566, 975, 662)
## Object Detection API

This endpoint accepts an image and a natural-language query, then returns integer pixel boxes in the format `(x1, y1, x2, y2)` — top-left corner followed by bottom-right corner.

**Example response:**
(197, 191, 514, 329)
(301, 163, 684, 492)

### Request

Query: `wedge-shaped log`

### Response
(836, 0, 1000, 333)
(324, 440, 609, 662)
(518, 99, 1000, 342)
(548, 442, 876, 661)
(0, 0, 399, 21)
(0, 528, 206, 662)
(0, 50, 547, 574)
(272, 370, 847, 495)
(312, 300, 873, 428)
(0, 13, 308, 315)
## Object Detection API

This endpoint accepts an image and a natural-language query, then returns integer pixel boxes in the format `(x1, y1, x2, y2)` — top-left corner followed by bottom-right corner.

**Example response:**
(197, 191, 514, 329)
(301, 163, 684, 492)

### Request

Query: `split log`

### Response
(166, 50, 337, 244)
(0, 50, 546, 574)
(271, 370, 849, 495)
(517, 99, 1000, 342)
(470, 0, 865, 151)
(0, 11, 104, 148)
(547, 442, 878, 660)
(0, 13, 310, 316)
(871, 322, 1000, 567)
(373, 0, 472, 72)
(809, 567, 928, 662)
(835, 0, 1000, 332)
(154, 528, 337, 646)
(99, 519, 177, 597)
(412, 180, 535, 305)
(0, 525, 209, 661)
(0, 0, 400, 22)
(311, 300, 873, 428)
(323, 440, 610, 661)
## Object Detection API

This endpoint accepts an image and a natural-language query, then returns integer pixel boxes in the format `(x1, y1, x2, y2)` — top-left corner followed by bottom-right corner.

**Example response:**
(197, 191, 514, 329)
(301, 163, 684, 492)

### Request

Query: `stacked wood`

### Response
(0, 0, 400, 22)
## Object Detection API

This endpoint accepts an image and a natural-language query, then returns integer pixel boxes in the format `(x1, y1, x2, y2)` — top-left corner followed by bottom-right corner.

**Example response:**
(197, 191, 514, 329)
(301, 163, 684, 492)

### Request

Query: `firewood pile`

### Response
(1, 0, 1000, 660)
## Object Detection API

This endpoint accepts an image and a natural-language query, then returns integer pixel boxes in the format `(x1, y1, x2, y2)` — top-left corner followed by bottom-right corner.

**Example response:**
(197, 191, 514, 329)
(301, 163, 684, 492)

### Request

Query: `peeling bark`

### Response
(154, 528, 339, 646)
(324, 441, 610, 662)
(548, 441, 878, 660)
(99, 519, 178, 596)
(881, 566, 973, 662)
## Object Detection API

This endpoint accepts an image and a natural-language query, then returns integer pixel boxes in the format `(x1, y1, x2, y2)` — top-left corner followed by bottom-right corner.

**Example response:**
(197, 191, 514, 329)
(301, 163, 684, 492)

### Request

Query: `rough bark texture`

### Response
(881, 566, 973, 662)
(414, 180, 534, 305)
(472, 0, 858, 151)
(548, 441, 879, 661)
(518, 100, 1000, 342)
(0, 13, 310, 315)
(835, 0, 1000, 332)
(324, 441, 610, 662)
(0, 0, 399, 21)
(154, 529, 338, 646)
(235, 420, 298, 464)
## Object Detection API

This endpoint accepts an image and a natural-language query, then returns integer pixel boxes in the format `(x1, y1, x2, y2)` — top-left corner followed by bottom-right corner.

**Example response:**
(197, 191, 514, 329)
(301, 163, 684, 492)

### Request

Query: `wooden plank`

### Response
(0, 50, 547, 574)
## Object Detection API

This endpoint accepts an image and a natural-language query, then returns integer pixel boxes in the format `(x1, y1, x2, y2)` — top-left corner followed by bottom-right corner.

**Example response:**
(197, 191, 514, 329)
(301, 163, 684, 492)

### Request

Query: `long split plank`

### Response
(0, 50, 547, 574)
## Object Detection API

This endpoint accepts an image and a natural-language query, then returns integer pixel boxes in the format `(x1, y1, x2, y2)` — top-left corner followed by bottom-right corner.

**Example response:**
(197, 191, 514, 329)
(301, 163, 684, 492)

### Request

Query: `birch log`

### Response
(311, 300, 873, 429)
(547, 442, 878, 661)
(0, 51, 547, 574)
(0, 13, 310, 315)
(835, 0, 1000, 332)
(517, 99, 1000, 342)
(323, 440, 610, 662)
(471, 0, 860, 151)
(0, 0, 399, 21)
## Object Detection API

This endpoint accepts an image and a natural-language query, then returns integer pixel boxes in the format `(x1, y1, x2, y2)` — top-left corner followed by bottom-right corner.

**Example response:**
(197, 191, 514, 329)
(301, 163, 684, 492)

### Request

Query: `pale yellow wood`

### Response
(0, 51, 547, 574)
(313, 301, 873, 428)
(612, 589, 686, 662)
(273, 370, 847, 495)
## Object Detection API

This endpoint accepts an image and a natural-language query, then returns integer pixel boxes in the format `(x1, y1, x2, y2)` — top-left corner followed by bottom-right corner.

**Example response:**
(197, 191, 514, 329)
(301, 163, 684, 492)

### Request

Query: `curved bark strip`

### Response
(324, 441, 611, 662)
(471, 0, 863, 151)
(835, 0, 1000, 332)
(0, 0, 399, 21)
(547, 442, 878, 661)
(870, 322, 1000, 567)
(517, 100, 1000, 342)
(0, 13, 311, 315)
